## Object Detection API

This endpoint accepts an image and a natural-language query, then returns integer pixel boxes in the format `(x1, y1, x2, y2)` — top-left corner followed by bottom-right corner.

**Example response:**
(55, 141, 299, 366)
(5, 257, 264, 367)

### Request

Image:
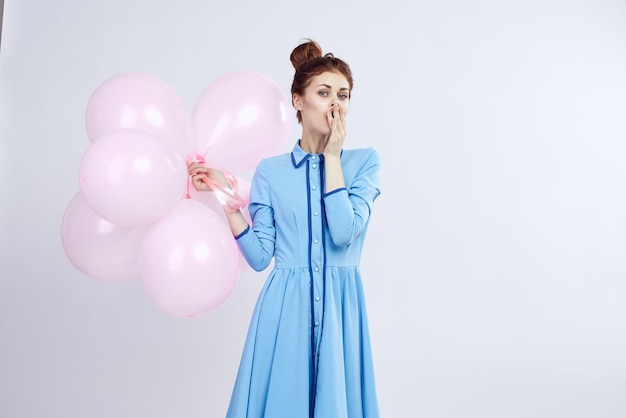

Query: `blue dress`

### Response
(226, 141, 381, 418)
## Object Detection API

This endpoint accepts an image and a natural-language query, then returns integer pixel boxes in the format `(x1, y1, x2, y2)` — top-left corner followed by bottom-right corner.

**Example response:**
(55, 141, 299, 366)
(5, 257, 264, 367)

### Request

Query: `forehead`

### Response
(308, 71, 350, 90)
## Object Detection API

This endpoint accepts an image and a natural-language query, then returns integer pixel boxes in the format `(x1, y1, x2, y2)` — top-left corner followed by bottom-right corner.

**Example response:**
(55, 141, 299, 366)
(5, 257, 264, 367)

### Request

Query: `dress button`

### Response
(313, 211, 319, 216)
(314, 321, 320, 326)
(315, 296, 321, 301)
(314, 267, 319, 272)
(311, 155, 317, 160)
(313, 239, 319, 244)
(312, 164, 317, 169)
(312, 185, 317, 190)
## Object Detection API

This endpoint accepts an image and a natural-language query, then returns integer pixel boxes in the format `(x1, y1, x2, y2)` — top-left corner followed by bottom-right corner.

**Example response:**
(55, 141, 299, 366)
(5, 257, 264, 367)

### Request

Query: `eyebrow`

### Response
(317, 84, 350, 91)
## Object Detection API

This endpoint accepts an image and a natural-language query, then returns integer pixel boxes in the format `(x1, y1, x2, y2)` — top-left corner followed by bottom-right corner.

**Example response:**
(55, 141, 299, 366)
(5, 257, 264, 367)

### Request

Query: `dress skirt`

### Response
(225, 267, 379, 418)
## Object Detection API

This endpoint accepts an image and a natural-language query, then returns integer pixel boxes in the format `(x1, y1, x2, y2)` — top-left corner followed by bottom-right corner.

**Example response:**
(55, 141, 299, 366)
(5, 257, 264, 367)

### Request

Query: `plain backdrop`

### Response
(1, 1, 626, 417)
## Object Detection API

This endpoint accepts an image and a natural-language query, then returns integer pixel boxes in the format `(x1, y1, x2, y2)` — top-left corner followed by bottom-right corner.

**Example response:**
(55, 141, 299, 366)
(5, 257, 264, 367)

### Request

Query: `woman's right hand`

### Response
(187, 163, 230, 192)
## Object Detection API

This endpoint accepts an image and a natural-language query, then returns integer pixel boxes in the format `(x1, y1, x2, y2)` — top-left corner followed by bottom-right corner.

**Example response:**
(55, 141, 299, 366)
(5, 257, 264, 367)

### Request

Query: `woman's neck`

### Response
(299, 132, 326, 155)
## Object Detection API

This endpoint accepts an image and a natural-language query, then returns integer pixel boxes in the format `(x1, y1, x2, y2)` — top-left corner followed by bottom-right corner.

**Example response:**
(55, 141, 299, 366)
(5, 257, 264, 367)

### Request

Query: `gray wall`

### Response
(1, 0, 625, 417)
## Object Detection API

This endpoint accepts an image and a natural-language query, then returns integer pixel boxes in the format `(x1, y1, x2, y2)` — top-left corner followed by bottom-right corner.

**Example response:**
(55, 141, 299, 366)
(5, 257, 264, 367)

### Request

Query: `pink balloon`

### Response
(192, 71, 292, 173)
(86, 72, 194, 161)
(139, 199, 240, 318)
(79, 131, 187, 227)
(61, 193, 149, 281)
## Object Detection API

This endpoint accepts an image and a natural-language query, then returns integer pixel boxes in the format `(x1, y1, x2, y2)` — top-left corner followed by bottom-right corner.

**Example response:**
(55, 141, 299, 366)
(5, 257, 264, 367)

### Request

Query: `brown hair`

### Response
(290, 40, 353, 123)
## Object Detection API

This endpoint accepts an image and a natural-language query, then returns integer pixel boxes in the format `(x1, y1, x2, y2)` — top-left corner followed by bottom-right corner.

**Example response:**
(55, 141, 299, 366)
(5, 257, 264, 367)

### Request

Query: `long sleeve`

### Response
(322, 148, 381, 247)
(235, 160, 275, 271)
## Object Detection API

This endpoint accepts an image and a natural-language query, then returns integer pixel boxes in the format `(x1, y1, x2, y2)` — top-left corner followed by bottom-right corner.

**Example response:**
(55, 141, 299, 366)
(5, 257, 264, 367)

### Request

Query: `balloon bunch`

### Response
(61, 72, 291, 318)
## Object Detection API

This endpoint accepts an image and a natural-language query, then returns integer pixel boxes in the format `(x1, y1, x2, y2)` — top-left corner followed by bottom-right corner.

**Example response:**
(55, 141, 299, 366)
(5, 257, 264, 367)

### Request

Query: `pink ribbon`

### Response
(186, 154, 249, 213)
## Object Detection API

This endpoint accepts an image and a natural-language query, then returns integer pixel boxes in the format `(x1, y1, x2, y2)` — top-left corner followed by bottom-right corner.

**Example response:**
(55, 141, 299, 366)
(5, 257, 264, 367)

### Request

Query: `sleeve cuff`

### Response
(322, 187, 347, 199)
(234, 225, 250, 240)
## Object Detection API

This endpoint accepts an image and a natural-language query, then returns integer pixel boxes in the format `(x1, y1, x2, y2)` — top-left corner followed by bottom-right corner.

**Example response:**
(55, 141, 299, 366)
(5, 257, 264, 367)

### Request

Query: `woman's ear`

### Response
(293, 94, 303, 111)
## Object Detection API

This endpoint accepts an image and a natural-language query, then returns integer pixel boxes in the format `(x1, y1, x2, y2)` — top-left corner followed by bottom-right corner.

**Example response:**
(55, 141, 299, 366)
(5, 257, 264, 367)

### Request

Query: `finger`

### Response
(333, 107, 343, 129)
(188, 163, 200, 171)
(335, 105, 346, 129)
(190, 166, 209, 175)
(206, 167, 223, 176)
(336, 106, 346, 126)
(339, 118, 346, 138)
(326, 105, 335, 128)
(337, 107, 346, 134)
(333, 103, 342, 120)
(192, 172, 208, 181)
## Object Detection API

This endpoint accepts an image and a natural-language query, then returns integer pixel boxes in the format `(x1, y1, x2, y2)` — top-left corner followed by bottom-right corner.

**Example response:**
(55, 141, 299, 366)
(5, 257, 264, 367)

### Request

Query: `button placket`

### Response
(308, 157, 324, 352)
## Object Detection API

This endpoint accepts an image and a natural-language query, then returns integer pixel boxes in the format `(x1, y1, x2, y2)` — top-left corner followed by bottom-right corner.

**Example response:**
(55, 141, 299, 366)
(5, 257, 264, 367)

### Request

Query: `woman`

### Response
(189, 40, 381, 418)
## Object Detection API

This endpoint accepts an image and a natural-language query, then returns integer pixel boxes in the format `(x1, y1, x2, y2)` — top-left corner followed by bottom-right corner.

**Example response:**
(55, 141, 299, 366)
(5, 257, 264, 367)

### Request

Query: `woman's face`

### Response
(294, 71, 350, 136)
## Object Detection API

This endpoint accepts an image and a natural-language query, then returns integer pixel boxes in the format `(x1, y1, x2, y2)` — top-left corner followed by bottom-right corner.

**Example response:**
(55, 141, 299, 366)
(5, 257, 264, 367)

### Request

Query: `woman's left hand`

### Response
(323, 104, 346, 158)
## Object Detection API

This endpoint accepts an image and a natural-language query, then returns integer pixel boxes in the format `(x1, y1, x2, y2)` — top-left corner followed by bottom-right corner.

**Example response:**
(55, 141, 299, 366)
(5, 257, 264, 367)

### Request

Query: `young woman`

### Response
(189, 40, 381, 418)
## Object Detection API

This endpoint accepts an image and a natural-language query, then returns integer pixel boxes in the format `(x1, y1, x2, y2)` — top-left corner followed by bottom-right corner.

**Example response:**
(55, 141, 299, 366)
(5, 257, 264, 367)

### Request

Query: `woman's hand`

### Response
(323, 103, 347, 158)
(187, 162, 249, 236)
(322, 103, 347, 192)
(187, 163, 230, 192)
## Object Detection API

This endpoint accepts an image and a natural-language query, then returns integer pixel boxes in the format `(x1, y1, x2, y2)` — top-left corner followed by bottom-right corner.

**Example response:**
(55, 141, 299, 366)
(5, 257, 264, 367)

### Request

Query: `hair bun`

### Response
(290, 40, 323, 70)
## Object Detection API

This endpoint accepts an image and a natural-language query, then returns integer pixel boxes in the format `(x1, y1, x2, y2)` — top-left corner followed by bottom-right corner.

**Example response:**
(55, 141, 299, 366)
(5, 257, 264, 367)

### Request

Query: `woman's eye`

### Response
(339, 93, 349, 100)
(318, 91, 328, 97)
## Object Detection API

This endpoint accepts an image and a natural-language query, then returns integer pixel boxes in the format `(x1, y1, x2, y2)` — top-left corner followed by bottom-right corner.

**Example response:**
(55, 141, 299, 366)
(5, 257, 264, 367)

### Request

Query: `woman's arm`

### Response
(234, 160, 275, 271)
(322, 104, 381, 247)
(323, 148, 381, 247)
(189, 161, 276, 271)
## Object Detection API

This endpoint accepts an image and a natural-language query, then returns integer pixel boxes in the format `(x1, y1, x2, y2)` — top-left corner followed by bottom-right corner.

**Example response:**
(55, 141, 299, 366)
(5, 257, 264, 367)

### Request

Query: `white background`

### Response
(1, 0, 626, 417)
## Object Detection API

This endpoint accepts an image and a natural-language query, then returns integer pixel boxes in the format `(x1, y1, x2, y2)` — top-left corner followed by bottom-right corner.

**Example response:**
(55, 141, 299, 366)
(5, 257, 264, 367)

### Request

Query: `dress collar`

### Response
(290, 140, 343, 168)
(290, 140, 320, 168)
